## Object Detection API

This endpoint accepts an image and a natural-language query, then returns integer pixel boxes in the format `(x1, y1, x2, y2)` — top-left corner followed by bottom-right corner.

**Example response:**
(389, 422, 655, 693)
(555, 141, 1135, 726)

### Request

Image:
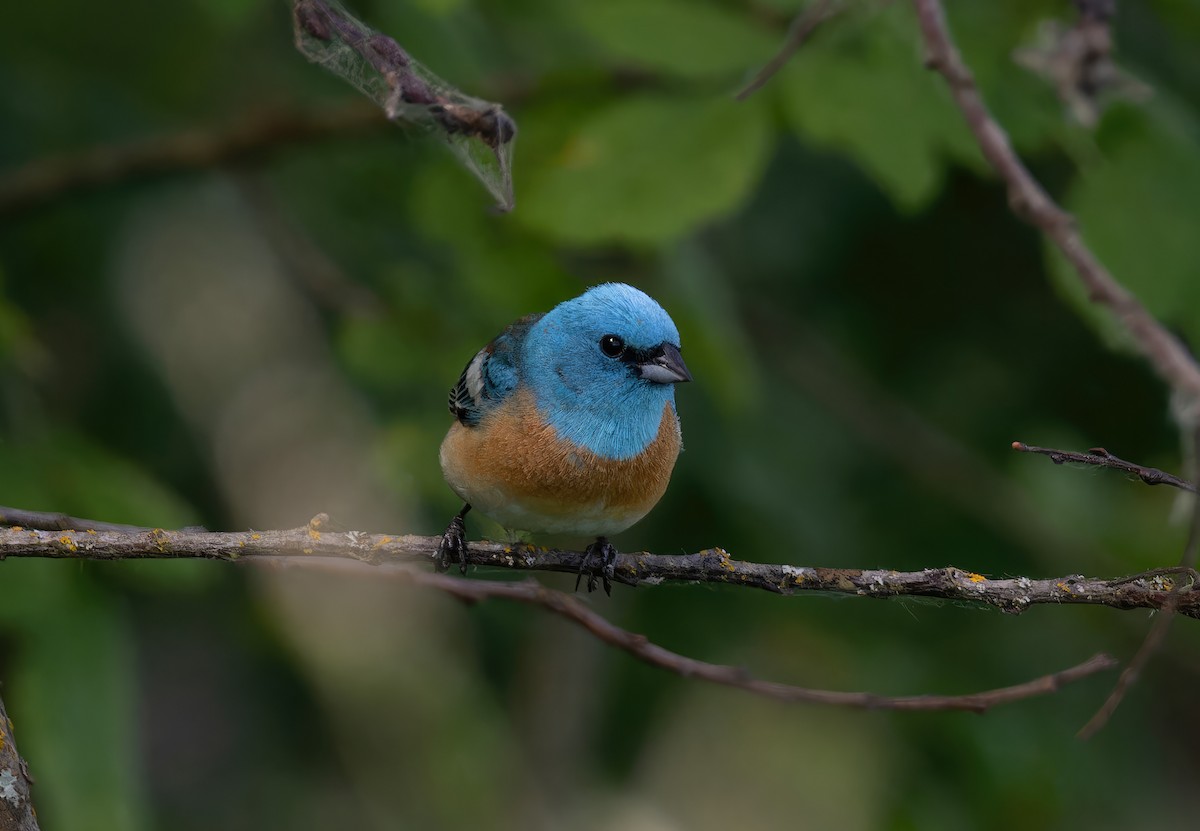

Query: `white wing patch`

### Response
(464, 347, 489, 403)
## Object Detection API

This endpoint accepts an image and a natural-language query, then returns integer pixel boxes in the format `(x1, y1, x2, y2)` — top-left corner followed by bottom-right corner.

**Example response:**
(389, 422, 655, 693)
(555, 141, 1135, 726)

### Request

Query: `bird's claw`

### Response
(576, 537, 617, 595)
(435, 509, 469, 574)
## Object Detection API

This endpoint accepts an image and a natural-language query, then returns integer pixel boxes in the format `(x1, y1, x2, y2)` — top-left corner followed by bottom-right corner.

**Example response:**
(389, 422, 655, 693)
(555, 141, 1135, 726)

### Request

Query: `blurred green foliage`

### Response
(1, 0, 1199, 829)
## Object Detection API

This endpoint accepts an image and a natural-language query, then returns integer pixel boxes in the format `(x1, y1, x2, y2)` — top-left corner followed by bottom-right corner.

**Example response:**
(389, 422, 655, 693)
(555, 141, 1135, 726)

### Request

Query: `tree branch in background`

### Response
(1077, 426, 1200, 738)
(911, 0, 1200, 423)
(910, 0, 1200, 735)
(0, 103, 386, 219)
(1, 513, 1197, 618)
(292, 0, 517, 210)
(0, 513, 1120, 712)
(1012, 442, 1198, 493)
(736, 0, 840, 101)
(0, 691, 39, 831)
(0, 506, 160, 534)
(257, 554, 1116, 711)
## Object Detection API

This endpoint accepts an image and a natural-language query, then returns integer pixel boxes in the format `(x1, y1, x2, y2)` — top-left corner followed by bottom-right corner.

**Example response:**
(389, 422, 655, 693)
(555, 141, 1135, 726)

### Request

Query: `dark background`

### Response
(1, 0, 1198, 828)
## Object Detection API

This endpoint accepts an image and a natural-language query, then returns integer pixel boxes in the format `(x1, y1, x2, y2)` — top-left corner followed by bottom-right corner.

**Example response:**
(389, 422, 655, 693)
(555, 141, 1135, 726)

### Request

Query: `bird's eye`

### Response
(599, 334, 625, 358)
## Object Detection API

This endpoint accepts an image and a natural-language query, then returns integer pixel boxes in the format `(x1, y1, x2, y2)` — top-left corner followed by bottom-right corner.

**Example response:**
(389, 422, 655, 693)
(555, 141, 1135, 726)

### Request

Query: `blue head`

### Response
(522, 283, 691, 460)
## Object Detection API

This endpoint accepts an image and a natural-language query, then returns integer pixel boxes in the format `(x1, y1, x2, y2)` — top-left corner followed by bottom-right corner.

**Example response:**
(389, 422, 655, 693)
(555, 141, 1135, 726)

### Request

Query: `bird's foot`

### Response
(435, 504, 471, 574)
(576, 536, 617, 595)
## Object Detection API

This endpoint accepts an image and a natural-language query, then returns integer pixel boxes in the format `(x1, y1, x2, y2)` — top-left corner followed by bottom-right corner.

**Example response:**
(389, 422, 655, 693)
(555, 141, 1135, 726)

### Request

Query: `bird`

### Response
(436, 283, 692, 593)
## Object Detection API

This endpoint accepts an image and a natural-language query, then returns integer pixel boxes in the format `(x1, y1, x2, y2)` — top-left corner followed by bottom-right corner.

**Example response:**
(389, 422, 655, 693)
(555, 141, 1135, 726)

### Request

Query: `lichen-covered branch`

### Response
(0, 692, 38, 831)
(1, 514, 1195, 619)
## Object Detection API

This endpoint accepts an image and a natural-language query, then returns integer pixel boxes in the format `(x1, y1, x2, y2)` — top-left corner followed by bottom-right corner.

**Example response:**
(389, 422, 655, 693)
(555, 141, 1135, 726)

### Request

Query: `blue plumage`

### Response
(438, 282, 692, 591)
(523, 283, 684, 460)
(447, 284, 688, 459)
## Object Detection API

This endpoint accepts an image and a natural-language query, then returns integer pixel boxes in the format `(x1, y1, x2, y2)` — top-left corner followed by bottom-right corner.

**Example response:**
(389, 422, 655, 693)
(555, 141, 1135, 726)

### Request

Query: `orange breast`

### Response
(440, 388, 681, 535)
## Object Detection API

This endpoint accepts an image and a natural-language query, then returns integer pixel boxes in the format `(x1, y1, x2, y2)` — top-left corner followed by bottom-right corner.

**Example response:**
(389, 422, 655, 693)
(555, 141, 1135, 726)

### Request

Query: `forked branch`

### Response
(259, 555, 1117, 712)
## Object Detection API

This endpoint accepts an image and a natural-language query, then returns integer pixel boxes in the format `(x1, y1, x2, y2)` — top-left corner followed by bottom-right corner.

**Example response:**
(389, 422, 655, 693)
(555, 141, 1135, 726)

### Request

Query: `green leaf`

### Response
(1050, 104, 1200, 347)
(569, 0, 779, 78)
(779, 4, 981, 210)
(518, 94, 773, 244)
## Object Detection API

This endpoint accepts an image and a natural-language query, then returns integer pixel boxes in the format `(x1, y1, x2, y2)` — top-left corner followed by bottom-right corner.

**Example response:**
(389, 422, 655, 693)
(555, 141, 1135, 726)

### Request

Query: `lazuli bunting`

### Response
(436, 283, 692, 592)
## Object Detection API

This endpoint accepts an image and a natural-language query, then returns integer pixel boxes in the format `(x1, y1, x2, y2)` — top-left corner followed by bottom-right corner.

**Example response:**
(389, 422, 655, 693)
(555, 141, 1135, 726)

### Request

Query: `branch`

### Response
(292, 0, 517, 210)
(736, 0, 840, 101)
(0, 691, 39, 831)
(2, 513, 1197, 618)
(1077, 424, 1200, 737)
(255, 554, 1115, 711)
(0, 506, 164, 534)
(1012, 442, 1198, 493)
(1013, 440, 1200, 735)
(0, 102, 386, 219)
(910, 0, 1200, 733)
(0, 511, 1119, 711)
(911, 0, 1200, 423)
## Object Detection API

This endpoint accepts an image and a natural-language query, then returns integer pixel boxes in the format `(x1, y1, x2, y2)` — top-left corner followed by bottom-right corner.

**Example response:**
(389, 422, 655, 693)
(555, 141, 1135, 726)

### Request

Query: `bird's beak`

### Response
(638, 343, 692, 385)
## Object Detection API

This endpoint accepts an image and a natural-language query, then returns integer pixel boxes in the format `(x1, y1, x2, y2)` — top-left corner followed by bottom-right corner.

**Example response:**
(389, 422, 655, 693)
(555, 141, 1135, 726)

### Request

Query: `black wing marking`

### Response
(448, 313, 543, 426)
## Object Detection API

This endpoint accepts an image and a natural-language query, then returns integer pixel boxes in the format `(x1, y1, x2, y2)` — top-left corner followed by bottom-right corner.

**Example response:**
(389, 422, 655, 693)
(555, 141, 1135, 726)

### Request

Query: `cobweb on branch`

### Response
(292, 0, 516, 211)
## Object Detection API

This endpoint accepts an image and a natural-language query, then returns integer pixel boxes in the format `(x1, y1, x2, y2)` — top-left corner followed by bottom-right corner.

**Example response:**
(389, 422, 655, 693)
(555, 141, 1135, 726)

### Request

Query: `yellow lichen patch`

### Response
(302, 548, 313, 555)
(86, 529, 97, 535)
(251, 533, 262, 541)
(58, 535, 79, 552)
(9, 526, 21, 532)
(308, 528, 322, 542)
(715, 549, 735, 572)
(373, 536, 392, 549)
(149, 528, 170, 553)
(1056, 581, 1072, 594)
(965, 572, 986, 584)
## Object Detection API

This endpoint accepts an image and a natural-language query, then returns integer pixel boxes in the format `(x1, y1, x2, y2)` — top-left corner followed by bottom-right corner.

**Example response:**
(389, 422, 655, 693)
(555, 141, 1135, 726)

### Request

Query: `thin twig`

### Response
(1077, 425, 1200, 738)
(255, 554, 1116, 712)
(1012, 442, 1198, 494)
(0, 103, 386, 219)
(0, 506, 161, 533)
(0, 690, 39, 831)
(736, 0, 839, 101)
(1, 514, 1197, 618)
(911, 0, 1200, 424)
